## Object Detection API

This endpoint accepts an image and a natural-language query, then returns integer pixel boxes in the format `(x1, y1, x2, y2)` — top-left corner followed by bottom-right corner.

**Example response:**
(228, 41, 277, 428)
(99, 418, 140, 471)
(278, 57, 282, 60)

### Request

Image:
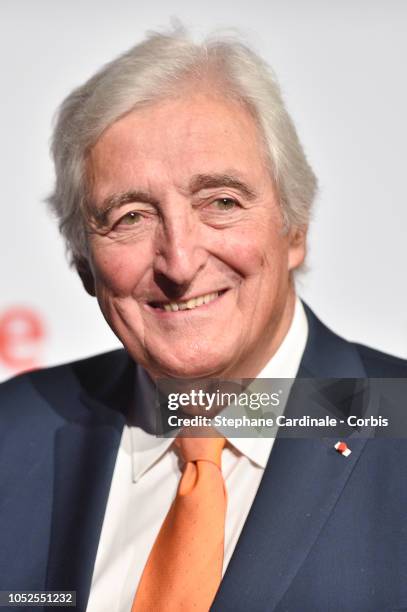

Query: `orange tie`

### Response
(132, 433, 227, 612)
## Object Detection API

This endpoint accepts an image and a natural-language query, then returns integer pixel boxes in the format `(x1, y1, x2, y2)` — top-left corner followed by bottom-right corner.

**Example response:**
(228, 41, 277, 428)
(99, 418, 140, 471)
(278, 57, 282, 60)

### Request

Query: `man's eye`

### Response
(212, 198, 238, 211)
(117, 211, 142, 226)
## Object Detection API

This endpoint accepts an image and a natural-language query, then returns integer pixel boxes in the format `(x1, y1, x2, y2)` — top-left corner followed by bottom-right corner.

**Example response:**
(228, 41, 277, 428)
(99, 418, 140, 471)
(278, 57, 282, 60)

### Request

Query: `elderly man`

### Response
(1, 27, 406, 612)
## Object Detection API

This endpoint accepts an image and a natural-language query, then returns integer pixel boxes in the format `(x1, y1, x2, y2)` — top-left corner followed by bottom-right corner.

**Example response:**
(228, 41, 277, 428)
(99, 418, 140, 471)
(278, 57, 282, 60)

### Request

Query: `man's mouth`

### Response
(149, 290, 227, 312)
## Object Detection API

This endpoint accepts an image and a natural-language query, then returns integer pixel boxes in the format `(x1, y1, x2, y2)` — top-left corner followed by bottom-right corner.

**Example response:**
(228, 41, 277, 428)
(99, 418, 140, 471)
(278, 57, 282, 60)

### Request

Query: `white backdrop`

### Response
(1, 0, 406, 382)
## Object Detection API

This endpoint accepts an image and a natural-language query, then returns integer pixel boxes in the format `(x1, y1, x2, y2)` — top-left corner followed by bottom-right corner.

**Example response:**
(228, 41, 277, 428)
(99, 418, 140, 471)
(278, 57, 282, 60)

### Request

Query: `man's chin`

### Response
(140, 351, 237, 381)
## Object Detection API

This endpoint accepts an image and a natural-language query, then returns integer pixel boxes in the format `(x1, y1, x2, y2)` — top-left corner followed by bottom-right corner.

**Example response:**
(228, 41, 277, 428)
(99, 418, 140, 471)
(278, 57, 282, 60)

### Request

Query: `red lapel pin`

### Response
(335, 441, 352, 457)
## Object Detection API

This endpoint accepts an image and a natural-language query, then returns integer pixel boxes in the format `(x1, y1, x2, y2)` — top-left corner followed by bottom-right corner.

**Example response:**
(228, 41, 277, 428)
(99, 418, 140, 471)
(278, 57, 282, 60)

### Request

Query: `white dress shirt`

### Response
(86, 297, 308, 612)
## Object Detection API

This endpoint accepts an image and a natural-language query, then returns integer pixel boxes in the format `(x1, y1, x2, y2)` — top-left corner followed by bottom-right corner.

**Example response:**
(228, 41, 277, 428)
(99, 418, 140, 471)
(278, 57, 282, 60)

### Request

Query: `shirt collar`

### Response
(130, 365, 174, 482)
(130, 297, 308, 479)
(258, 295, 308, 379)
(218, 297, 308, 466)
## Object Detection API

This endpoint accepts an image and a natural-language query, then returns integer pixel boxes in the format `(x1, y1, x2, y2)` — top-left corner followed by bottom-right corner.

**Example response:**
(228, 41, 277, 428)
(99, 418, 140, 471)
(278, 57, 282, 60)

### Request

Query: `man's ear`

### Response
(288, 225, 308, 271)
(74, 257, 96, 297)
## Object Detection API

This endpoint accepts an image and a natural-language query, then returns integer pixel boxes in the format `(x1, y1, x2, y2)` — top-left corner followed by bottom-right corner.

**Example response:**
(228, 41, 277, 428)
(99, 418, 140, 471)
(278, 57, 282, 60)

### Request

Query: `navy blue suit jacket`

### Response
(1, 305, 406, 611)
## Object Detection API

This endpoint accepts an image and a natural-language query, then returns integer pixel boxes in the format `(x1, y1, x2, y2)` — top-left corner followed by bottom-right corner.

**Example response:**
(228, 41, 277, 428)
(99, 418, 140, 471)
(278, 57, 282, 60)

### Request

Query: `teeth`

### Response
(159, 291, 220, 312)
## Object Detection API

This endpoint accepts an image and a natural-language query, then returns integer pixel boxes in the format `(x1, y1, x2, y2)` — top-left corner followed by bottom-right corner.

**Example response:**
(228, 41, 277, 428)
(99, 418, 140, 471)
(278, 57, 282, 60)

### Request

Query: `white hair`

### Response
(47, 26, 317, 264)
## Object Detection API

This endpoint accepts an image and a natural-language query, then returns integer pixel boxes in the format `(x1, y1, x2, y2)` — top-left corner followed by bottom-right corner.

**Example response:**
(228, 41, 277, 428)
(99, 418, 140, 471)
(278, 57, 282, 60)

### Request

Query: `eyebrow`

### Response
(91, 190, 158, 225)
(90, 173, 257, 226)
(189, 173, 257, 200)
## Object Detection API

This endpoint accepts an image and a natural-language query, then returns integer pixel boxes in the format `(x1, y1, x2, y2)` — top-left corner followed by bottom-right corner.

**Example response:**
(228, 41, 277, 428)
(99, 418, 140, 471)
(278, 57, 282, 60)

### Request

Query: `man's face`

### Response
(85, 92, 306, 379)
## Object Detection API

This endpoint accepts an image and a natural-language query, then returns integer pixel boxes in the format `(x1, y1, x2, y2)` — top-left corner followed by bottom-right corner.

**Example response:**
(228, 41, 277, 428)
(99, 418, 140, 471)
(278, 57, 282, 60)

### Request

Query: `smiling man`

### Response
(84, 92, 304, 380)
(1, 26, 406, 612)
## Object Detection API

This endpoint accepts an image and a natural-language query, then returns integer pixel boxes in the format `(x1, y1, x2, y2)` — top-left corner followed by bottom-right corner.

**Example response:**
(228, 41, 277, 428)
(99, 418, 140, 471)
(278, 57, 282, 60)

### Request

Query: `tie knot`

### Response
(175, 432, 226, 467)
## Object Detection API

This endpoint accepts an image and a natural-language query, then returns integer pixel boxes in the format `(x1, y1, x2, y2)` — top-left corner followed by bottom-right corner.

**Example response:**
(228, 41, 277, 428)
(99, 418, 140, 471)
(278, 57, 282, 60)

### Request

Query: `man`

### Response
(1, 27, 406, 612)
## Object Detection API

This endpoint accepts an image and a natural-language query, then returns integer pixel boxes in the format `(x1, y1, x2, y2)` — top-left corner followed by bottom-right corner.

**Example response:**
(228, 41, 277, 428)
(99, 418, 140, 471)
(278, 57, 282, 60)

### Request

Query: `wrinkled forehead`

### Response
(85, 91, 272, 201)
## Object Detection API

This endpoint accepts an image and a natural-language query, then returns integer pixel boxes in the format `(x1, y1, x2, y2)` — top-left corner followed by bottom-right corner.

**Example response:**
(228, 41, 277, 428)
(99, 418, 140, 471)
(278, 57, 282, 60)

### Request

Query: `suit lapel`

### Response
(43, 350, 132, 610)
(212, 305, 370, 611)
(45, 420, 122, 609)
(213, 437, 369, 611)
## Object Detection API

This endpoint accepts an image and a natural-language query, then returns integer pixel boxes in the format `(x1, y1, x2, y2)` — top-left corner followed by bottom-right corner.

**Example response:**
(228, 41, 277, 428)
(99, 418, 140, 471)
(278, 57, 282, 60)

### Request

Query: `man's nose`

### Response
(153, 212, 208, 290)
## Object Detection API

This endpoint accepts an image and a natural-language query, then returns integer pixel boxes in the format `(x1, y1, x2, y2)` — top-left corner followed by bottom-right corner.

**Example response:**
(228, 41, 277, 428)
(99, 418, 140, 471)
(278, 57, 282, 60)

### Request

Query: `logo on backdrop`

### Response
(0, 306, 46, 374)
